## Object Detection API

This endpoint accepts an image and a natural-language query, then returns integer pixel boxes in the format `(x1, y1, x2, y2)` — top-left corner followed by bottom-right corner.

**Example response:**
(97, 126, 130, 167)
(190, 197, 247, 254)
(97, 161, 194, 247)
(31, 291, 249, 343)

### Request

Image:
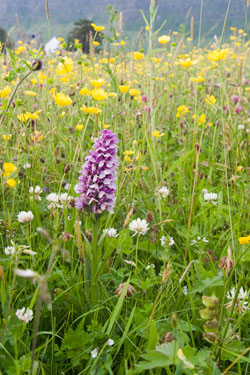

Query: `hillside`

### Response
(0, 0, 249, 43)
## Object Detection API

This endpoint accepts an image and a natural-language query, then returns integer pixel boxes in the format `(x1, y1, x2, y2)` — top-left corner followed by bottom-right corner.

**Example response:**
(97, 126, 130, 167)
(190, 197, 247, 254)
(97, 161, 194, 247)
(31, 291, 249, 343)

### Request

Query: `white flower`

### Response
(107, 338, 114, 346)
(16, 307, 33, 323)
(238, 124, 245, 130)
(160, 236, 166, 246)
(23, 163, 31, 169)
(202, 237, 209, 243)
(15, 268, 37, 278)
(168, 237, 175, 246)
(226, 287, 249, 313)
(46, 193, 74, 209)
(91, 348, 98, 358)
(183, 286, 188, 295)
(157, 186, 170, 199)
(4, 246, 15, 256)
(203, 192, 218, 201)
(22, 249, 37, 255)
(64, 183, 71, 190)
(103, 228, 118, 238)
(29, 186, 42, 201)
(146, 263, 155, 270)
(17, 211, 34, 223)
(129, 218, 149, 236)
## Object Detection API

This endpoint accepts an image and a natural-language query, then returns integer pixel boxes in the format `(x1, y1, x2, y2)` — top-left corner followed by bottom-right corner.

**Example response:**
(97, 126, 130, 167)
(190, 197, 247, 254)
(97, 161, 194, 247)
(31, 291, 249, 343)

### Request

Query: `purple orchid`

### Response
(75, 129, 119, 214)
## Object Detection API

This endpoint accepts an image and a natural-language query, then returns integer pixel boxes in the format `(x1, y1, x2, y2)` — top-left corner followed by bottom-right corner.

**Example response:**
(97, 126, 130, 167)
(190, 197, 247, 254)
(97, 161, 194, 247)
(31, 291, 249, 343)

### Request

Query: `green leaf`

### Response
(191, 276, 223, 294)
(6, 48, 16, 67)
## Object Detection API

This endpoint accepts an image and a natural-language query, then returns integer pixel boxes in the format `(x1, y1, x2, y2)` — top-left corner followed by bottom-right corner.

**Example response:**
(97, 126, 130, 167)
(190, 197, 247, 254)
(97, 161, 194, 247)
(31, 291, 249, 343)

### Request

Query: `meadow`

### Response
(0, 3, 250, 374)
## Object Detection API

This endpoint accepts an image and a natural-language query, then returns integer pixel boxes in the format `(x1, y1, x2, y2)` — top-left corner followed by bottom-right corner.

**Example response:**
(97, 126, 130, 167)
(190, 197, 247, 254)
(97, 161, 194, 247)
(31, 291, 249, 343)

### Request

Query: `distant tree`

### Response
(67, 19, 103, 53)
(0, 27, 7, 44)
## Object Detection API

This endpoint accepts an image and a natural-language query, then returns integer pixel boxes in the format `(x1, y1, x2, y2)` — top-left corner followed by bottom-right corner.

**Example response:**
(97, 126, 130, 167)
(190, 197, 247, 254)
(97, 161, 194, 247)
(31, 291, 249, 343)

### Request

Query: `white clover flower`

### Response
(226, 287, 249, 313)
(16, 307, 33, 323)
(129, 218, 149, 236)
(103, 228, 118, 238)
(160, 236, 166, 246)
(46, 193, 74, 209)
(29, 186, 42, 201)
(203, 192, 218, 201)
(107, 338, 114, 346)
(17, 211, 34, 223)
(91, 348, 98, 358)
(23, 163, 31, 169)
(156, 186, 170, 199)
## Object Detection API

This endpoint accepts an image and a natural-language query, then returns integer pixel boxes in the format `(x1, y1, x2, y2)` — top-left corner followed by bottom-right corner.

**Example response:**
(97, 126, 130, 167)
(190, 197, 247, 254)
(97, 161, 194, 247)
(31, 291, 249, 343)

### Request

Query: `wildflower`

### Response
(238, 124, 245, 130)
(198, 113, 206, 126)
(160, 236, 166, 246)
(25, 90, 36, 96)
(24, 163, 31, 169)
(158, 35, 170, 44)
(92, 88, 108, 101)
(183, 286, 188, 295)
(103, 228, 118, 237)
(176, 105, 189, 118)
(208, 49, 228, 61)
(3, 163, 17, 176)
(76, 124, 83, 131)
(231, 94, 239, 103)
(235, 107, 242, 114)
(203, 192, 218, 202)
(75, 129, 119, 214)
(16, 307, 33, 323)
(90, 79, 105, 88)
(157, 186, 170, 198)
(56, 57, 73, 75)
(134, 52, 144, 61)
(0, 86, 11, 98)
(238, 235, 250, 245)
(129, 88, 141, 96)
(2, 134, 12, 140)
(29, 186, 42, 201)
(107, 338, 114, 346)
(129, 218, 149, 236)
(80, 106, 101, 114)
(169, 237, 175, 246)
(91, 23, 105, 32)
(152, 131, 165, 137)
(80, 87, 91, 95)
(17, 113, 30, 123)
(205, 95, 216, 105)
(91, 348, 98, 358)
(54, 93, 72, 107)
(93, 41, 99, 46)
(226, 287, 249, 313)
(119, 85, 130, 93)
(17, 211, 34, 223)
(6, 179, 16, 187)
(179, 58, 192, 68)
(5, 245, 15, 256)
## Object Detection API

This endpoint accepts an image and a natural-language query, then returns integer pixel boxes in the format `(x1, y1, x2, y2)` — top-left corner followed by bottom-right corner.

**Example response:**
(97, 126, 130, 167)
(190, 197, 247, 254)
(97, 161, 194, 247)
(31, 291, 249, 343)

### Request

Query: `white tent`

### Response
(45, 37, 60, 55)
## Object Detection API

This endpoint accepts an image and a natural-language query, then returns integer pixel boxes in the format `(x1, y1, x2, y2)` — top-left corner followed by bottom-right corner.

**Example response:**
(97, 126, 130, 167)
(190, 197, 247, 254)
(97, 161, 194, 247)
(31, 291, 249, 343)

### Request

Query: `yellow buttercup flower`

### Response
(93, 41, 100, 46)
(198, 113, 206, 126)
(152, 131, 165, 137)
(54, 93, 72, 107)
(90, 79, 105, 88)
(56, 57, 73, 75)
(123, 150, 134, 156)
(158, 35, 170, 44)
(0, 86, 11, 98)
(76, 124, 83, 131)
(91, 23, 105, 32)
(208, 49, 228, 61)
(80, 106, 101, 114)
(119, 85, 130, 93)
(6, 179, 16, 188)
(179, 58, 192, 68)
(2, 134, 12, 140)
(3, 163, 17, 174)
(79, 87, 91, 95)
(124, 155, 132, 162)
(134, 52, 144, 61)
(92, 88, 108, 101)
(239, 235, 250, 245)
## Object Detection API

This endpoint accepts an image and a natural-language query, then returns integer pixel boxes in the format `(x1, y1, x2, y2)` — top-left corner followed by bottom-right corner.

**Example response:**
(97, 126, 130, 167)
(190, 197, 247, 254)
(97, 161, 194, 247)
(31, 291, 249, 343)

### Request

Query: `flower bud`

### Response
(202, 295, 219, 308)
